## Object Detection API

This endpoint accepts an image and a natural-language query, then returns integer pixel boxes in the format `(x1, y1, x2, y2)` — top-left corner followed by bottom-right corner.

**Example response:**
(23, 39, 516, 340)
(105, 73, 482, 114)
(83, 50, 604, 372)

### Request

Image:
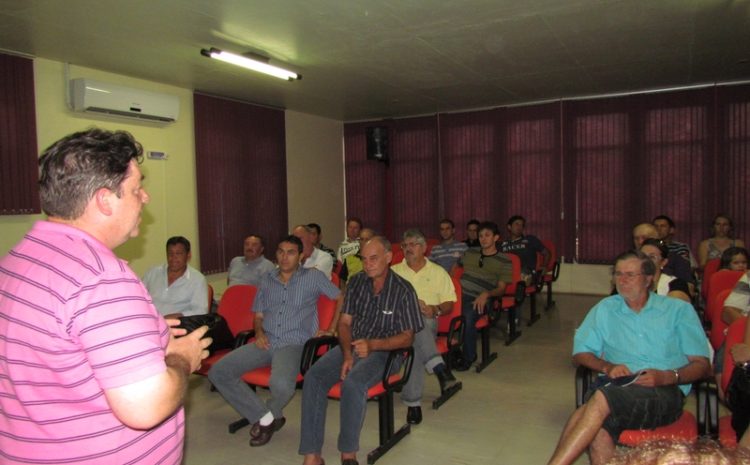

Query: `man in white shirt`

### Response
(143, 238, 208, 318)
(227, 235, 276, 287)
(293, 225, 333, 279)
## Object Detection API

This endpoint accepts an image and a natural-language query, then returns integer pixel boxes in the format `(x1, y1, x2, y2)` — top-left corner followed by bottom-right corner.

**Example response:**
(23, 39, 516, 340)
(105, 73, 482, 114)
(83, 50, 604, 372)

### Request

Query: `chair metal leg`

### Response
(228, 417, 250, 434)
(505, 307, 521, 346)
(545, 282, 556, 310)
(367, 392, 410, 464)
(432, 380, 462, 409)
(527, 293, 540, 326)
(475, 323, 498, 373)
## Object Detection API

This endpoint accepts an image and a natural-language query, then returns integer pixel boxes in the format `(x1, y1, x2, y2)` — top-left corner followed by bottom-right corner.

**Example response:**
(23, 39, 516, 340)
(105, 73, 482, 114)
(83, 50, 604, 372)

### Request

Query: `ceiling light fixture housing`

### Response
(200, 47, 301, 81)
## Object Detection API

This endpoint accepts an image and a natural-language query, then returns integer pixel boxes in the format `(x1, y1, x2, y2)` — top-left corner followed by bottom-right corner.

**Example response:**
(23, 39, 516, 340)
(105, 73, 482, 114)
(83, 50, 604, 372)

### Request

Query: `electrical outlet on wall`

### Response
(148, 151, 168, 160)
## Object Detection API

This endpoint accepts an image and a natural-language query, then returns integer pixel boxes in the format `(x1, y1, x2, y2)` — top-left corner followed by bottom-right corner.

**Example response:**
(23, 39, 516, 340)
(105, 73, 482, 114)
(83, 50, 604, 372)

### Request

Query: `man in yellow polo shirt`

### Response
(391, 228, 461, 424)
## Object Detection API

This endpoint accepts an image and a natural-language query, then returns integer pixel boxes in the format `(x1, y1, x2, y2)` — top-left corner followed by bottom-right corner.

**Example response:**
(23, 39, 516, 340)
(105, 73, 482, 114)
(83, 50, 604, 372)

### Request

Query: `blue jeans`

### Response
(299, 346, 390, 455)
(461, 292, 481, 362)
(401, 315, 441, 406)
(207, 343, 303, 422)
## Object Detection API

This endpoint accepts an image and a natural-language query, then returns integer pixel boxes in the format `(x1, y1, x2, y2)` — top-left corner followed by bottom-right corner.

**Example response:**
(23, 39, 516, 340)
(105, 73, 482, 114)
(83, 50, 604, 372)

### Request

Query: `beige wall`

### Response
(285, 110, 345, 249)
(0, 57, 347, 300)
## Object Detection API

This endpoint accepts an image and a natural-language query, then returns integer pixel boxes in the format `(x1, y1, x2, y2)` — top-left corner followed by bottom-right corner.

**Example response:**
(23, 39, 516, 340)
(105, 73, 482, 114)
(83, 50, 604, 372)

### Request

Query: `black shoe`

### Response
(250, 416, 286, 439)
(407, 406, 422, 425)
(341, 459, 358, 465)
(250, 422, 276, 447)
(435, 366, 458, 393)
(454, 356, 476, 372)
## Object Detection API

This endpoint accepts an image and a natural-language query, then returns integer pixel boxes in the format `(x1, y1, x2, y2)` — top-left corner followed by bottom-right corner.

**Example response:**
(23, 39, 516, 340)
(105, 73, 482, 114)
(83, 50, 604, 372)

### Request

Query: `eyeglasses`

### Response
(613, 271, 643, 279)
(401, 241, 423, 249)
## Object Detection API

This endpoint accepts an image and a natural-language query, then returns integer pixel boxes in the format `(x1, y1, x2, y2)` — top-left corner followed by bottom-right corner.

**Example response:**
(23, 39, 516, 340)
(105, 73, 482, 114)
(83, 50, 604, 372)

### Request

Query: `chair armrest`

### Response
(551, 261, 561, 281)
(382, 346, 414, 392)
(446, 315, 464, 350)
(234, 329, 256, 349)
(697, 379, 719, 439)
(300, 335, 339, 375)
(514, 280, 526, 305)
(575, 365, 593, 408)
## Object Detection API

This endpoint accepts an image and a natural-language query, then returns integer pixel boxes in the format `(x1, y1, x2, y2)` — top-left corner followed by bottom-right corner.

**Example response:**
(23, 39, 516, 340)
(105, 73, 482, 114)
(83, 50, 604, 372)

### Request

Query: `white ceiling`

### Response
(2, 0, 750, 121)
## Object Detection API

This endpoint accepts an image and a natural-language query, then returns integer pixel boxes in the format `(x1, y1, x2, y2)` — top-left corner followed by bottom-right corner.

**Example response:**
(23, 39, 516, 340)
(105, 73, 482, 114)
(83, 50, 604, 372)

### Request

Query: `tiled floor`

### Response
(182, 293, 601, 465)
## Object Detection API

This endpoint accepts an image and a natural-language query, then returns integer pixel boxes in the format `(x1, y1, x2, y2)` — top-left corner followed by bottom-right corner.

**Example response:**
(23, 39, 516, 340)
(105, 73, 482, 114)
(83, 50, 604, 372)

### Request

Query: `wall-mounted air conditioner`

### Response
(69, 78, 180, 123)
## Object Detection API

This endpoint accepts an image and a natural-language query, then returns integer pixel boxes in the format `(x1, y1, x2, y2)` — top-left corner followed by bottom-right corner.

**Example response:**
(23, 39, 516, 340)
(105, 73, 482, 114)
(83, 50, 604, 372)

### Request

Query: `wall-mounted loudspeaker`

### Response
(366, 126, 389, 165)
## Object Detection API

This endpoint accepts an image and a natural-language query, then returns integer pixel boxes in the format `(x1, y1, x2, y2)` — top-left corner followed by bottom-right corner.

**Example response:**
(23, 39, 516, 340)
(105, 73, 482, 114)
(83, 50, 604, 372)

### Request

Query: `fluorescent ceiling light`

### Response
(201, 47, 301, 81)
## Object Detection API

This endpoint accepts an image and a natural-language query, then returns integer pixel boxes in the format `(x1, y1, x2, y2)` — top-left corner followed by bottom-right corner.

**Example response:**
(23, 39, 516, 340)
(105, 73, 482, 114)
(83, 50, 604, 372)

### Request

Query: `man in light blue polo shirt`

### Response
(547, 250, 710, 465)
(209, 235, 340, 448)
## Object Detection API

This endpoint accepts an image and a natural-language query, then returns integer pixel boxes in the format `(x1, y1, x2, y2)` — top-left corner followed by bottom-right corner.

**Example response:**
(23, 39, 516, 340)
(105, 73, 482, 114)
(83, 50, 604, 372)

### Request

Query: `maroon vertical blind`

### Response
(0, 53, 39, 215)
(345, 83, 750, 264)
(194, 94, 288, 273)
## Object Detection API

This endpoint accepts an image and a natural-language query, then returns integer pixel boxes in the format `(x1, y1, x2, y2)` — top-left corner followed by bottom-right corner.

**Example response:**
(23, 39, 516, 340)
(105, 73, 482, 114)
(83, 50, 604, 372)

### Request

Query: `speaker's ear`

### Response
(366, 126, 389, 165)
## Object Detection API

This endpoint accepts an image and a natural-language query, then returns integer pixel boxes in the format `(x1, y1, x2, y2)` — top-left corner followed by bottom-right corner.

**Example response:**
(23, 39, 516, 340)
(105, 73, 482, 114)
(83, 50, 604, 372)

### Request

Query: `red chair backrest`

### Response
(317, 294, 337, 330)
(705, 270, 744, 322)
(541, 239, 557, 274)
(390, 244, 405, 265)
(217, 284, 257, 336)
(702, 258, 722, 299)
(437, 276, 462, 334)
(722, 316, 748, 394)
(330, 272, 340, 288)
(425, 238, 439, 256)
(503, 253, 523, 296)
(710, 288, 734, 350)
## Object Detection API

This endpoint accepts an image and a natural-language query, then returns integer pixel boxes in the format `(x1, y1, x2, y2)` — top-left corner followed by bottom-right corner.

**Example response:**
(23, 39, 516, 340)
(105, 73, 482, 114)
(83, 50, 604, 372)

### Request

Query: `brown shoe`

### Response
(249, 416, 285, 439)
(250, 422, 275, 447)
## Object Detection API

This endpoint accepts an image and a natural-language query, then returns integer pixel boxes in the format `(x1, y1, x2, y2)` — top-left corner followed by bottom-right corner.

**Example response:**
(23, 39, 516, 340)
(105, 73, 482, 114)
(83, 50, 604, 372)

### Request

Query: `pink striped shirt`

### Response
(0, 221, 183, 464)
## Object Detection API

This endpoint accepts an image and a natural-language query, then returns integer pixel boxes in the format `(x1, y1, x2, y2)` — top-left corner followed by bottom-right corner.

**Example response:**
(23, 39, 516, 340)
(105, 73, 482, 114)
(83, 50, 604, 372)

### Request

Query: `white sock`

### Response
(259, 411, 274, 426)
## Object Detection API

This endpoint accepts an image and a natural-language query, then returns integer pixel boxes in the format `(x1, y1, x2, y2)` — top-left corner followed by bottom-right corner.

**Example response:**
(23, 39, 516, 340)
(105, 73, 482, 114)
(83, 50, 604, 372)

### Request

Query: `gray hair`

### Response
(402, 228, 426, 245)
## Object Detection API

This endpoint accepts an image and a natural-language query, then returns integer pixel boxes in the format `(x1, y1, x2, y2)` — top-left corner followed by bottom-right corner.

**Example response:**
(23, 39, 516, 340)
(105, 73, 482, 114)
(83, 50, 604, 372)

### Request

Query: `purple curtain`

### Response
(0, 53, 39, 215)
(344, 84, 750, 264)
(194, 94, 287, 273)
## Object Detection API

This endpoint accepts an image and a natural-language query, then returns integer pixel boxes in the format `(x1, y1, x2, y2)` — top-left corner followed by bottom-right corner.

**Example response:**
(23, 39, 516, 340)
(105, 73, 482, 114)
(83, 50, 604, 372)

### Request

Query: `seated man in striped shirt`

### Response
(209, 235, 341, 447)
(0, 128, 210, 464)
(299, 236, 424, 465)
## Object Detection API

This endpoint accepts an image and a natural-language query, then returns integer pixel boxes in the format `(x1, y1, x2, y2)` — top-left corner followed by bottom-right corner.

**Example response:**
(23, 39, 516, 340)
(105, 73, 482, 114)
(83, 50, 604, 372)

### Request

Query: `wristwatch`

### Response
(672, 369, 680, 384)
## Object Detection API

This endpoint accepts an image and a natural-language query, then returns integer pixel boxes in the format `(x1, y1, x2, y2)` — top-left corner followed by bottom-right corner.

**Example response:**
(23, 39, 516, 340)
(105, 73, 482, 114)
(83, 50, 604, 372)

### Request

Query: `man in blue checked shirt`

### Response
(209, 235, 340, 447)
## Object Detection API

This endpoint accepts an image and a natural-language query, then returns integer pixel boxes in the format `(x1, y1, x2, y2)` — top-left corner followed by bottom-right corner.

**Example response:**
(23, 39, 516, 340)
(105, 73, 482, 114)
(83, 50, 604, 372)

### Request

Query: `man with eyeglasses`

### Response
(392, 229, 461, 424)
(547, 250, 710, 465)
(455, 221, 513, 372)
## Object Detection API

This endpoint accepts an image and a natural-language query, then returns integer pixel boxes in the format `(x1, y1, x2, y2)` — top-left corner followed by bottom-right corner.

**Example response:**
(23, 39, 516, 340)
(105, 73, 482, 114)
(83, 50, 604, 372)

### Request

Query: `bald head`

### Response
(632, 223, 658, 248)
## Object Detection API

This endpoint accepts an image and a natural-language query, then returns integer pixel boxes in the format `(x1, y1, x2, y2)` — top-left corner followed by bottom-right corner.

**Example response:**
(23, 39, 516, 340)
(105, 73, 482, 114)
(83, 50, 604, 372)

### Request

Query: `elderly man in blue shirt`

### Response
(208, 235, 340, 447)
(547, 250, 711, 465)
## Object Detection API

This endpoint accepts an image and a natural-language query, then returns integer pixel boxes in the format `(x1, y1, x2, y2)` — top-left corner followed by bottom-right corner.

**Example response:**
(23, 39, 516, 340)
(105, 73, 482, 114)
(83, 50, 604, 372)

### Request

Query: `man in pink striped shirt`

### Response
(0, 128, 210, 464)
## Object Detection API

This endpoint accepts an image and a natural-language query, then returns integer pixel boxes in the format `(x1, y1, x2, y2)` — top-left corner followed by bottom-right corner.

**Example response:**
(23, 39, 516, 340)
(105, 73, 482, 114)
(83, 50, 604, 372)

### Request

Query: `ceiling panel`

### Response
(0, 0, 748, 121)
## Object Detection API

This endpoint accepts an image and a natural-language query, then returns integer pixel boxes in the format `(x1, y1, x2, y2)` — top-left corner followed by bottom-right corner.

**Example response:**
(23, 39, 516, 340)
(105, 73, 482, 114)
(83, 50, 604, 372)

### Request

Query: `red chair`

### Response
(701, 258, 722, 305)
(432, 276, 464, 409)
(523, 250, 546, 326)
(425, 238, 439, 256)
(322, 347, 415, 464)
(195, 285, 257, 377)
(390, 243, 405, 265)
(709, 288, 734, 350)
(540, 240, 561, 310)
(711, 316, 748, 447)
(227, 294, 339, 433)
(704, 270, 744, 325)
(330, 272, 341, 288)
(575, 366, 707, 447)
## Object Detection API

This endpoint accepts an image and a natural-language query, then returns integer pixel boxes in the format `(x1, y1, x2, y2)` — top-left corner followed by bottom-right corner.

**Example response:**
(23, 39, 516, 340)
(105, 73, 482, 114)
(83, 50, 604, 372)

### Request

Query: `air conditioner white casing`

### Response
(70, 78, 179, 123)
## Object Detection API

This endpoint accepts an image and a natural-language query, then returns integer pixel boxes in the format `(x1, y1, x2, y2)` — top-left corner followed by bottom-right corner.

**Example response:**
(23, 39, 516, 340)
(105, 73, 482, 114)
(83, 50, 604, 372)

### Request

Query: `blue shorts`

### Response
(585, 383, 685, 442)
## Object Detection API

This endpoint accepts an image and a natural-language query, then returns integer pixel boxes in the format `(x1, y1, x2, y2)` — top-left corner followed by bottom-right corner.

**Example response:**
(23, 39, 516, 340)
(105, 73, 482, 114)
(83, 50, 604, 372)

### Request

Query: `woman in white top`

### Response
(640, 238, 691, 303)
